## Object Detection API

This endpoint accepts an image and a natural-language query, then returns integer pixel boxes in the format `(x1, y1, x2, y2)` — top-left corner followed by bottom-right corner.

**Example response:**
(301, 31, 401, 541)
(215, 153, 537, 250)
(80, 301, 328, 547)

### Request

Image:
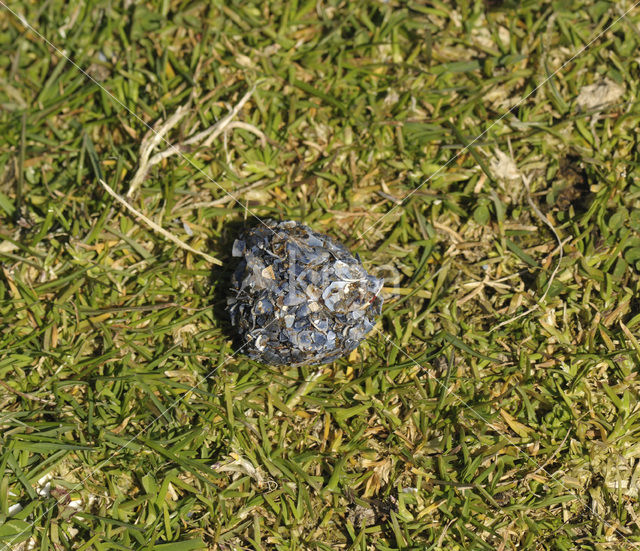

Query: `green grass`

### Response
(1, 0, 640, 549)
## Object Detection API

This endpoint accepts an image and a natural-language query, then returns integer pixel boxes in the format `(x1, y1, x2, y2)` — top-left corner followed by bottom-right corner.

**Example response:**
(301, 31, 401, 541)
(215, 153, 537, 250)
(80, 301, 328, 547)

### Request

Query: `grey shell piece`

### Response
(226, 220, 383, 366)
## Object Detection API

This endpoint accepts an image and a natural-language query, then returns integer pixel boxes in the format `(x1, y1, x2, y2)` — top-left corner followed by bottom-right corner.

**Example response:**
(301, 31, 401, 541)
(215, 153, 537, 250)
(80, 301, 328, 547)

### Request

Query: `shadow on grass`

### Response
(208, 218, 258, 352)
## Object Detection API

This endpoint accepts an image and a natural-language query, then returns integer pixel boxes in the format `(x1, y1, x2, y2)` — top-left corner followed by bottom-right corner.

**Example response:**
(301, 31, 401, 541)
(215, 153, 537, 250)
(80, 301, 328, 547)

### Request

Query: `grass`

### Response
(1, 0, 640, 549)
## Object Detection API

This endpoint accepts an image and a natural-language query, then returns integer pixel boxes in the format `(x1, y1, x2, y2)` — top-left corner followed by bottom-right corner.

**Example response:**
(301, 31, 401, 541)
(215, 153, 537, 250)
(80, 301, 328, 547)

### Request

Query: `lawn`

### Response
(1, 0, 640, 549)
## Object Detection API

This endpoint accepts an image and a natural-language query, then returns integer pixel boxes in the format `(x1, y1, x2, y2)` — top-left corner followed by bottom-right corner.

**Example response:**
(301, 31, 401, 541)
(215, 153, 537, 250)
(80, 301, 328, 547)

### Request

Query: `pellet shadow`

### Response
(209, 218, 259, 350)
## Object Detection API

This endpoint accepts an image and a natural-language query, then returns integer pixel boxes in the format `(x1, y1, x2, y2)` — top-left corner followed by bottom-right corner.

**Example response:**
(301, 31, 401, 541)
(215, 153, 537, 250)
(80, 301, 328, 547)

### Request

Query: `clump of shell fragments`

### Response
(227, 220, 383, 366)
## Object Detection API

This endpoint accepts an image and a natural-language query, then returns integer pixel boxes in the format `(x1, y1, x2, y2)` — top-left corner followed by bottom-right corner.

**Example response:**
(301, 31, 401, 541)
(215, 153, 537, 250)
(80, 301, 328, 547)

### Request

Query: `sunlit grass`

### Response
(1, 1, 640, 549)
